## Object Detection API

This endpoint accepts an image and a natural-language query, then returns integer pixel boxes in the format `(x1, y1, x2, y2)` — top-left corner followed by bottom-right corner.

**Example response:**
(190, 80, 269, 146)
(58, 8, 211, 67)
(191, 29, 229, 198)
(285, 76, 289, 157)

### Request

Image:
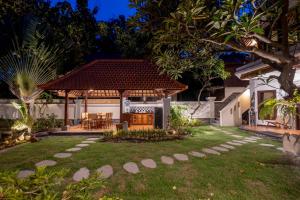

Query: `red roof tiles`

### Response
(39, 59, 187, 97)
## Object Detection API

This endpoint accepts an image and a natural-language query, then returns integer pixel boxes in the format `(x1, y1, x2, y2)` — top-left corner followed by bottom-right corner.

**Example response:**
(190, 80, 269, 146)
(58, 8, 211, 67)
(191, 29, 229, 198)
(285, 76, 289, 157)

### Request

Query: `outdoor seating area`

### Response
(81, 112, 113, 130)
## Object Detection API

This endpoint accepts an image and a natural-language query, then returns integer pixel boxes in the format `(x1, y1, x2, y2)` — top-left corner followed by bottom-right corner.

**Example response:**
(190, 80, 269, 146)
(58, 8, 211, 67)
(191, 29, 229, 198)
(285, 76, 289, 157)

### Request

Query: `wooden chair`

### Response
(81, 112, 89, 129)
(105, 112, 113, 128)
(88, 113, 98, 129)
(97, 113, 105, 129)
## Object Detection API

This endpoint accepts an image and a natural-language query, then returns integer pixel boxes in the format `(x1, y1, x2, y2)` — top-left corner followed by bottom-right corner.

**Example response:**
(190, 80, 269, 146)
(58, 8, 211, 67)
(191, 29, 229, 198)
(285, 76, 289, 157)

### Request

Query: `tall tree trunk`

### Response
(278, 63, 297, 97)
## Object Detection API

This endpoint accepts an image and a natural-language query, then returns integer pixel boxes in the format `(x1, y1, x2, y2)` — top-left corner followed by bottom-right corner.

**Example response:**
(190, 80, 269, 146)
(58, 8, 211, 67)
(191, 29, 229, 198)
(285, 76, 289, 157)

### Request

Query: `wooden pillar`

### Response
(64, 90, 70, 126)
(119, 90, 125, 123)
(85, 91, 88, 113)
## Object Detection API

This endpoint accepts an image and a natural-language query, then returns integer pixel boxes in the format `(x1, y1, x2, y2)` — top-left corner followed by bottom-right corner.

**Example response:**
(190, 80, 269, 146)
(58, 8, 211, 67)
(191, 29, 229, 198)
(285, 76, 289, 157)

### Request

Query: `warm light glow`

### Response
(88, 89, 94, 93)
(248, 39, 257, 47)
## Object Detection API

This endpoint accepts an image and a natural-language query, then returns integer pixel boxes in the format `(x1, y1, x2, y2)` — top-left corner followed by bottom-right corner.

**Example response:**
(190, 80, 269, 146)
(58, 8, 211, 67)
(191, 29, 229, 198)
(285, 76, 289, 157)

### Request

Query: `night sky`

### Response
(51, 0, 136, 21)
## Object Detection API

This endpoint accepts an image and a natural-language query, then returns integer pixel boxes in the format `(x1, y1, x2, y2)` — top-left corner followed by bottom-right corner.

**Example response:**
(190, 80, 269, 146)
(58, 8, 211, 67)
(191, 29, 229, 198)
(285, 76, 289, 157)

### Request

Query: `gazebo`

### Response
(39, 59, 187, 129)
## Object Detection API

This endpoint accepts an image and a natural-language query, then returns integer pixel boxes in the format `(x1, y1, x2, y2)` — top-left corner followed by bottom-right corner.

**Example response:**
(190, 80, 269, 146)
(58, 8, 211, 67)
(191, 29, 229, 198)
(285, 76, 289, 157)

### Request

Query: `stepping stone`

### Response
(35, 160, 57, 167)
(231, 135, 243, 138)
(76, 144, 90, 147)
(96, 165, 113, 179)
(17, 170, 35, 179)
(54, 153, 72, 158)
(86, 137, 101, 141)
(220, 144, 235, 149)
(244, 139, 257, 143)
(82, 141, 96, 144)
(141, 159, 157, 169)
(123, 162, 140, 174)
(277, 147, 284, 152)
(66, 147, 82, 152)
(259, 143, 275, 147)
(202, 148, 221, 155)
(245, 137, 257, 140)
(232, 140, 248, 144)
(212, 146, 229, 152)
(227, 141, 243, 146)
(173, 154, 189, 161)
(188, 151, 206, 158)
(73, 167, 90, 182)
(161, 156, 174, 165)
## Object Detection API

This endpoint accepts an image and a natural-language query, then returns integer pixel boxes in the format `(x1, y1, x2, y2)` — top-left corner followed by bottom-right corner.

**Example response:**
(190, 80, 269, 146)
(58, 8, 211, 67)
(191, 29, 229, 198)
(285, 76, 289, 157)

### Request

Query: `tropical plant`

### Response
(11, 101, 34, 134)
(0, 19, 62, 107)
(170, 105, 189, 131)
(0, 167, 105, 200)
(259, 90, 300, 128)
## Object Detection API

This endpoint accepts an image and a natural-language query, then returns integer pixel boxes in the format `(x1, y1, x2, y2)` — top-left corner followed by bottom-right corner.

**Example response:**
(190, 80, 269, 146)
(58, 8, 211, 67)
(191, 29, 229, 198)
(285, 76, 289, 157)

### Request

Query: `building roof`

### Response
(235, 45, 300, 80)
(39, 59, 187, 98)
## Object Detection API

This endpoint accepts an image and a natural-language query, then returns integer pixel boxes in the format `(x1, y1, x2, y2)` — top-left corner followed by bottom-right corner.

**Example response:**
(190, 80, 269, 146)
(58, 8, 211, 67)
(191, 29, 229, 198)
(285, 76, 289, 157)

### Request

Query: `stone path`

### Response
(24, 127, 279, 181)
(54, 153, 72, 158)
(173, 154, 189, 161)
(161, 156, 174, 165)
(212, 146, 229, 152)
(188, 151, 206, 158)
(244, 139, 257, 143)
(232, 135, 243, 138)
(35, 160, 57, 167)
(141, 159, 157, 169)
(202, 148, 221, 155)
(66, 147, 82, 152)
(73, 167, 90, 182)
(97, 165, 113, 179)
(220, 144, 235, 149)
(76, 143, 90, 147)
(123, 162, 140, 174)
(227, 141, 243, 146)
(17, 170, 35, 179)
(82, 141, 96, 144)
(232, 140, 248, 144)
(86, 137, 102, 141)
(259, 143, 275, 147)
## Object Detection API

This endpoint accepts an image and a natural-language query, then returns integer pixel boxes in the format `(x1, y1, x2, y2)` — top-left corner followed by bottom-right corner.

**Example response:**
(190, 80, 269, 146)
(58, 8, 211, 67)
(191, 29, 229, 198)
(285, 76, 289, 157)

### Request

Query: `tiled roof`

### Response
(39, 59, 187, 96)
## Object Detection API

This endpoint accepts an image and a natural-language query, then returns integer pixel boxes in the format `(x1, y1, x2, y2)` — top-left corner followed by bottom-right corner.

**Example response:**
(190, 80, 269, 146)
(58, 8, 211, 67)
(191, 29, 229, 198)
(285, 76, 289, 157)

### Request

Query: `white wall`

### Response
(171, 101, 214, 119)
(219, 89, 250, 126)
(224, 87, 246, 99)
(248, 71, 287, 126)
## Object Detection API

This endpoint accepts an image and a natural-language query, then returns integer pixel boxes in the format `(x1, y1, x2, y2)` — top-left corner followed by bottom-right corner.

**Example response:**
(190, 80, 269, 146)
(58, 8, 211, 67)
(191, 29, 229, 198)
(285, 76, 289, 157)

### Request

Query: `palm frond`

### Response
(0, 19, 62, 103)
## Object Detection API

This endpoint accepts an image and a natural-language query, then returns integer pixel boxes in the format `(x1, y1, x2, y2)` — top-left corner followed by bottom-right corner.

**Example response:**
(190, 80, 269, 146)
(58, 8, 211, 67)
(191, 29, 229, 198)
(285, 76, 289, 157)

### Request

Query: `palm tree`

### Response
(0, 19, 63, 112)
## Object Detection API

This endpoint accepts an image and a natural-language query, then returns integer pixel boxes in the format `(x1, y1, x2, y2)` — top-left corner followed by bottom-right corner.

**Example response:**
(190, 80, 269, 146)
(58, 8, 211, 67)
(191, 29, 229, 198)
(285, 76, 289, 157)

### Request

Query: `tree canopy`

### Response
(151, 0, 300, 96)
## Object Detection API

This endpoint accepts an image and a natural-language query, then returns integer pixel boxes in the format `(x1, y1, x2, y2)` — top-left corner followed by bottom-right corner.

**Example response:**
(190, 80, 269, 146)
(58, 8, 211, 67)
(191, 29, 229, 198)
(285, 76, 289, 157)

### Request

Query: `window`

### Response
(257, 90, 276, 120)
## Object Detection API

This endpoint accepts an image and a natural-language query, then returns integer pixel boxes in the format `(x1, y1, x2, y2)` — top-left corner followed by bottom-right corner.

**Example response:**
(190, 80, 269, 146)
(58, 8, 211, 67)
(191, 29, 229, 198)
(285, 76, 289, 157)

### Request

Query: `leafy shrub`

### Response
(170, 105, 189, 131)
(33, 113, 63, 133)
(187, 119, 203, 127)
(101, 129, 186, 142)
(0, 167, 106, 200)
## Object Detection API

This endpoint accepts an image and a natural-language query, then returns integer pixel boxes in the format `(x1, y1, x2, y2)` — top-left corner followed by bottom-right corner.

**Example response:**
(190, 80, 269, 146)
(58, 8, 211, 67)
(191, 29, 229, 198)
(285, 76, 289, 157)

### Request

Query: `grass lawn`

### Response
(0, 126, 300, 200)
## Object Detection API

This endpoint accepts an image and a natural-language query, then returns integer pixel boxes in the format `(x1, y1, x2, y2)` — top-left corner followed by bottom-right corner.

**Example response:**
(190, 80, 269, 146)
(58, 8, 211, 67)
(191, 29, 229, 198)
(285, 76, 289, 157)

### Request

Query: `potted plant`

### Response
(259, 90, 300, 157)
